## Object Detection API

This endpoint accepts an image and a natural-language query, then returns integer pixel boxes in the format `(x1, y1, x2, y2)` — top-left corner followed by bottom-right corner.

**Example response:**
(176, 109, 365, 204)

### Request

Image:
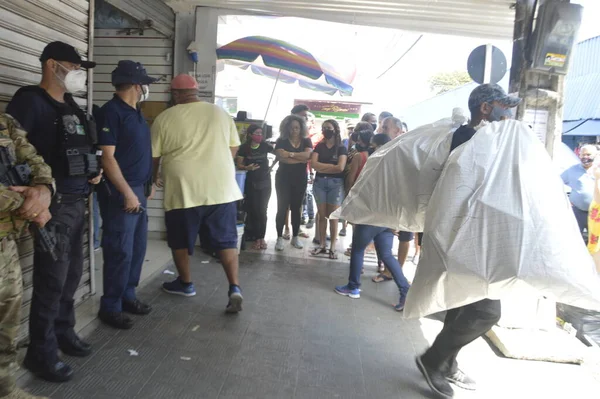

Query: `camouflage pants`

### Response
(0, 238, 21, 396)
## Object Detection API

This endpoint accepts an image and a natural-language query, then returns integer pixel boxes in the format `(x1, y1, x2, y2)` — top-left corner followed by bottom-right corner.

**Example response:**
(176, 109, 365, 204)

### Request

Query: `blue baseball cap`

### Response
(111, 60, 158, 86)
(468, 83, 521, 110)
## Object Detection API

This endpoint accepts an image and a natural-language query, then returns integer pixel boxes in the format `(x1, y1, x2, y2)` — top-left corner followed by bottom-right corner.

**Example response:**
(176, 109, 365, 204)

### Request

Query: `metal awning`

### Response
(164, 0, 516, 40)
(563, 120, 600, 136)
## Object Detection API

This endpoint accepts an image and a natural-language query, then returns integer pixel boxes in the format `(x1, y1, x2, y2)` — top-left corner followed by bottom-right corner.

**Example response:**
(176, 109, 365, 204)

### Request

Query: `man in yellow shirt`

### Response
(151, 74, 244, 312)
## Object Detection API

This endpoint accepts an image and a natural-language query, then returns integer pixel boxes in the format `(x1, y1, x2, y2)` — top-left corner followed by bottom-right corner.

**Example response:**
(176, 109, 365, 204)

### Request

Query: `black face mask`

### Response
(323, 129, 334, 140)
(355, 144, 368, 152)
(368, 147, 376, 155)
(371, 123, 377, 131)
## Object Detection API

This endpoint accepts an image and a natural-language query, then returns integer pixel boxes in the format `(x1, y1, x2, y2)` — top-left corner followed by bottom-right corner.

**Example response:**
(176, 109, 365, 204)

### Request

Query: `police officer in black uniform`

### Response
(6, 41, 102, 382)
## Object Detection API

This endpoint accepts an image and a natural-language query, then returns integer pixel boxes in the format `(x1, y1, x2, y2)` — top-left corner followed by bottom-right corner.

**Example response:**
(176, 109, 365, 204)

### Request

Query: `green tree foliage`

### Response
(428, 71, 472, 95)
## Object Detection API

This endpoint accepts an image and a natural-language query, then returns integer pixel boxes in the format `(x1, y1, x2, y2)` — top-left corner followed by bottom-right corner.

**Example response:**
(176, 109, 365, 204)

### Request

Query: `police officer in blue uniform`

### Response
(6, 41, 102, 382)
(96, 61, 157, 329)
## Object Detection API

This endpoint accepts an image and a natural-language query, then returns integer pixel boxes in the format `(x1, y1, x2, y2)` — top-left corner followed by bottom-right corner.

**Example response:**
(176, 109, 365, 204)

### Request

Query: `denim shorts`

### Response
(313, 176, 344, 206)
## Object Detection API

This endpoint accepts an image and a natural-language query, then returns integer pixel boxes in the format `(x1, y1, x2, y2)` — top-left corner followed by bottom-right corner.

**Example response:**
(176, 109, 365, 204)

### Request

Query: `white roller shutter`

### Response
(0, 0, 94, 342)
(94, 1, 174, 238)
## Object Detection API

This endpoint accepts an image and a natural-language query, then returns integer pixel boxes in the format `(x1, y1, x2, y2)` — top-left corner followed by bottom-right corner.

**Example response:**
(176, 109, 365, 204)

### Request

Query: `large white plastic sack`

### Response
(404, 120, 600, 319)
(332, 118, 453, 232)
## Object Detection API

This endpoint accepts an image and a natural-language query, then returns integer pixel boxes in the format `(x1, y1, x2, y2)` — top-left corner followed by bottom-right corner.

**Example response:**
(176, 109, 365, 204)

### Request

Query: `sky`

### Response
(215, 1, 600, 124)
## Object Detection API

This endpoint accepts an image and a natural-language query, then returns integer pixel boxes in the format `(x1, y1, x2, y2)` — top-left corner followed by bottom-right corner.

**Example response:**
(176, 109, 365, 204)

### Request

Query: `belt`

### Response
(55, 192, 86, 204)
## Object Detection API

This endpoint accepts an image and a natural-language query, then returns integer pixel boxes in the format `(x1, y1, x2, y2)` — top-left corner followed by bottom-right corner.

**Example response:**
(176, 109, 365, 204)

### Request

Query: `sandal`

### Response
(311, 247, 328, 256)
(372, 273, 393, 283)
(252, 242, 262, 250)
(329, 250, 338, 260)
(260, 241, 268, 250)
(283, 231, 291, 240)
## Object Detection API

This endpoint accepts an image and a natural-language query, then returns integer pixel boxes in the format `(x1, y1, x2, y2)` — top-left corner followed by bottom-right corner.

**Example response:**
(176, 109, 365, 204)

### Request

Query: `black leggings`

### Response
(245, 179, 272, 239)
(275, 173, 307, 237)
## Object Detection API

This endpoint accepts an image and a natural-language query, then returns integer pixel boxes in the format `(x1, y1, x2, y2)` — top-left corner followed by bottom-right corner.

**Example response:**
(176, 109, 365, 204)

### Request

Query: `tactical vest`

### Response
(15, 86, 100, 179)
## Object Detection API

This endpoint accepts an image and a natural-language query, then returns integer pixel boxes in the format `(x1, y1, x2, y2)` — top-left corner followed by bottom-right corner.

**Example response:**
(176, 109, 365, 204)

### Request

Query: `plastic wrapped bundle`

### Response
(332, 118, 454, 232)
(404, 120, 600, 318)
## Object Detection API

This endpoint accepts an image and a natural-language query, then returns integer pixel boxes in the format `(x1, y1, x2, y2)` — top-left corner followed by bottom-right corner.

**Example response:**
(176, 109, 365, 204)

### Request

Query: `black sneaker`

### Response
(415, 356, 454, 398)
(98, 311, 134, 330)
(447, 369, 477, 390)
(123, 299, 152, 315)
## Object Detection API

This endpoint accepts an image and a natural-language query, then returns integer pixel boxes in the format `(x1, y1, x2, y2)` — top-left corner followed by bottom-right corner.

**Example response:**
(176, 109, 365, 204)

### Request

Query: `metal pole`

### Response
(483, 44, 493, 84)
(87, 0, 96, 296)
(262, 68, 281, 123)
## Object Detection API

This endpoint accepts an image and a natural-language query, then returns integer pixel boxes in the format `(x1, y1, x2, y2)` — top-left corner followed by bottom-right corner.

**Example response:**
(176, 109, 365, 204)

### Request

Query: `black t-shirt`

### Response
(6, 87, 89, 195)
(237, 142, 274, 181)
(275, 137, 313, 179)
(313, 142, 348, 179)
(450, 125, 477, 153)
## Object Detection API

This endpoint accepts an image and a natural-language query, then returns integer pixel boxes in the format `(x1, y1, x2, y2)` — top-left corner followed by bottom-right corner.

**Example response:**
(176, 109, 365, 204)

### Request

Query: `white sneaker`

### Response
(291, 236, 304, 249)
(275, 237, 285, 251)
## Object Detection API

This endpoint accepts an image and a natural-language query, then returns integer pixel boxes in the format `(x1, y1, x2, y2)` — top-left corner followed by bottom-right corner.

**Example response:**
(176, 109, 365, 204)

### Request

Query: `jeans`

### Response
(98, 184, 148, 313)
(422, 299, 501, 374)
(245, 179, 272, 239)
(347, 224, 410, 294)
(93, 192, 102, 249)
(28, 195, 86, 363)
(303, 181, 315, 220)
(275, 172, 307, 237)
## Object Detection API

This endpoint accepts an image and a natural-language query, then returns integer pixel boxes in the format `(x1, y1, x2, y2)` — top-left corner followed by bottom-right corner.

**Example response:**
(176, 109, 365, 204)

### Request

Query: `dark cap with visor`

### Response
(40, 41, 96, 69)
(468, 83, 521, 110)
(111, 60, 159, 86)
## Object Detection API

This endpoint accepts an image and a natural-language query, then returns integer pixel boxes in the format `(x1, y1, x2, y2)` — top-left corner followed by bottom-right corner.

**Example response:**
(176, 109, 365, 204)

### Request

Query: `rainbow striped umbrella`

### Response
(216, 36, 354, 96)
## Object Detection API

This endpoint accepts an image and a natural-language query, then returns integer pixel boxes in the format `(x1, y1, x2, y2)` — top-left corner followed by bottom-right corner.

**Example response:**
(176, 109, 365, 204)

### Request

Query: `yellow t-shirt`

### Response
(151, 102, 243, 211)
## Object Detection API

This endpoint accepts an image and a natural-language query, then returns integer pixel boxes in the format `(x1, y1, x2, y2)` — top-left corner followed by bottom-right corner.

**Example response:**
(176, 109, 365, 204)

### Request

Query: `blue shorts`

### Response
(398, 231, 414, 242)
(165, 202, 238, 254)
(313, 176, 344, 206)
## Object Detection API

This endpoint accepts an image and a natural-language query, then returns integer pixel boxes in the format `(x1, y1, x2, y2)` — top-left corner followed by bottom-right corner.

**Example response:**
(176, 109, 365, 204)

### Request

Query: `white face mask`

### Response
(139, 85, 150, 102)
(54, 62, 87, 94)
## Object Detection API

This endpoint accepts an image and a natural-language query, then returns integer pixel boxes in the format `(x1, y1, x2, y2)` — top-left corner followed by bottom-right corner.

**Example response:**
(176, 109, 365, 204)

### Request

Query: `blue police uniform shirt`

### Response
(97, 95, 152, 187)
(6, 87, 89, 195)
(561, 163, 595, 212)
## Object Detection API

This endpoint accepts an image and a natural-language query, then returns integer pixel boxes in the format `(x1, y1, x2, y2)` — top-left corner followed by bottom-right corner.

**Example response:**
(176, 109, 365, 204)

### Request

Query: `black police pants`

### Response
(28, 195, 86, 363)
(421, 299, 502, 375)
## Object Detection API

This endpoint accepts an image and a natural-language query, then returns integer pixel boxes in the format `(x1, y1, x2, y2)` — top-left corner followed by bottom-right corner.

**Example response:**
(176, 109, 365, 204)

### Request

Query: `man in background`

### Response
(562, 144, 597, 237)
(152, 74, 244, 313)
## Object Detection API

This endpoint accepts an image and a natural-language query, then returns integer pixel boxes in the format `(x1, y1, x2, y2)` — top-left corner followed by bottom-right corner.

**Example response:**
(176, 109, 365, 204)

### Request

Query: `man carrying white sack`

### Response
(415, 84, 521, 398)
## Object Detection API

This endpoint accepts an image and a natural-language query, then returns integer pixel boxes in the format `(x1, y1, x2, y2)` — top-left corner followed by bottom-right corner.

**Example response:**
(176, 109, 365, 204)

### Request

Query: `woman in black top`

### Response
(274, 115, 313, 251)
(236, 124, 273, 250)
(310, 119, 348, 259)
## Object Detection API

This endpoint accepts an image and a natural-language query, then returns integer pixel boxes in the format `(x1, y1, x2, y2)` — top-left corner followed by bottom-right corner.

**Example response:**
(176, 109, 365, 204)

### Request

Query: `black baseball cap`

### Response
(40, 41, 96, 69)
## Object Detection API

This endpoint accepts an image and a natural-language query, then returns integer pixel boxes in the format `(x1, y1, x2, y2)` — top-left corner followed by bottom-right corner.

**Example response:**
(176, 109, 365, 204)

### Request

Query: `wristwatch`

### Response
(289, 152, 295, 159)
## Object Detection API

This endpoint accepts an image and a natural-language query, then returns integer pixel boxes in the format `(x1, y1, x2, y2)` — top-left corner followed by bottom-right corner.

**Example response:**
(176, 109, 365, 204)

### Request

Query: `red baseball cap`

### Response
(171, 74, 198, 90)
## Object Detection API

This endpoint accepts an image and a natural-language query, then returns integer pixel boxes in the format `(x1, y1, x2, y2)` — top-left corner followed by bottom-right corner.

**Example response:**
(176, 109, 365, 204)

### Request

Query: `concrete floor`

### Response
(17, 232, 600, 399)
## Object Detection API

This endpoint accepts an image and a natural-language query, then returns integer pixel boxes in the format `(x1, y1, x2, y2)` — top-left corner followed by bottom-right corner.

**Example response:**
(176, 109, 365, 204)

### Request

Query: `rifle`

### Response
(0, 147, 58, 261)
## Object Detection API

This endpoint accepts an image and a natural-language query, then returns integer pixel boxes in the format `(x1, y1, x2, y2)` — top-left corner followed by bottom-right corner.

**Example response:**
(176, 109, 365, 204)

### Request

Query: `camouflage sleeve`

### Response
(4, 114, 54, 186)
(0, 184, 24, 213)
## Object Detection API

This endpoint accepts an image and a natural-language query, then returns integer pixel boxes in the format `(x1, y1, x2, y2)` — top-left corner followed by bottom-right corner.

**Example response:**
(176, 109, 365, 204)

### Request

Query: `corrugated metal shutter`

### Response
(94, 5, 173, 237)
(104, 0, 174, 38)
(0, 0, 94, 342)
